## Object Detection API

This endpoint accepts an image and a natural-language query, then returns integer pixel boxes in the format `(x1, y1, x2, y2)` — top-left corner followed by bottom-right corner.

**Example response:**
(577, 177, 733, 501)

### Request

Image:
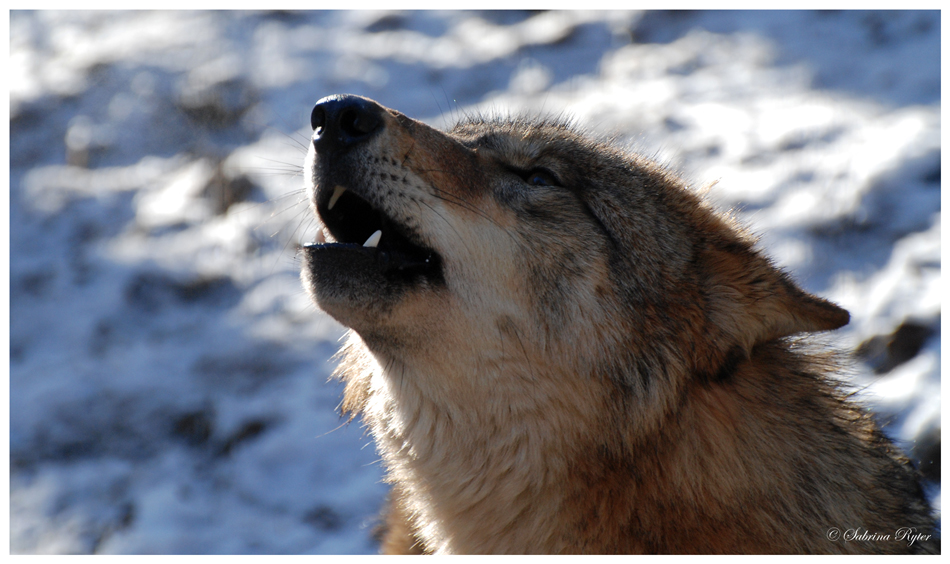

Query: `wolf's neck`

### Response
(364, 358, 614, 554)
(362, 347, 839, 554)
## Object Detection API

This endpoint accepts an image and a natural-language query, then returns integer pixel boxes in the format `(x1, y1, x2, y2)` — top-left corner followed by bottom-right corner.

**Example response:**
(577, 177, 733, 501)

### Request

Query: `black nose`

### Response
(310, 94, 383, 152)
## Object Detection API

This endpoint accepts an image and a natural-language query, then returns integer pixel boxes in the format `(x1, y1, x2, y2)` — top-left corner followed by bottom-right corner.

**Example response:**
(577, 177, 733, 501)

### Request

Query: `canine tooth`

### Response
(363, 230, 382, 248)
(328, 186, 347, 210)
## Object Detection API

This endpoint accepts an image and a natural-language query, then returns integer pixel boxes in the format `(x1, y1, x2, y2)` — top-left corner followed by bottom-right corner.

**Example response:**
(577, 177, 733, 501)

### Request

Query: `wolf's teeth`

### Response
(328, 186, 347, 210)
(363, 230, 382, 248)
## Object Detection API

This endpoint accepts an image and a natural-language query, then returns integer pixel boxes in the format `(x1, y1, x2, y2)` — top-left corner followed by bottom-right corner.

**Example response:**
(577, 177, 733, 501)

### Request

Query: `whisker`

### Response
(271, 210, 315, 272)
(402, 146, 528, 254)
(271, 205, 313, 240)
(422, 188, 527, 255)
(244, 167, 304, 179)
(253, 156, 306, 169)
(416, 199, 472, 256)
(267, 193, 311, 222)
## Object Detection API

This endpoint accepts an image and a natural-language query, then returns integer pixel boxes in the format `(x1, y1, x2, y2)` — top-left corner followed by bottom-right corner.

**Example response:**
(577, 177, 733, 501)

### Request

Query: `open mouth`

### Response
(305, 185, 443, 282)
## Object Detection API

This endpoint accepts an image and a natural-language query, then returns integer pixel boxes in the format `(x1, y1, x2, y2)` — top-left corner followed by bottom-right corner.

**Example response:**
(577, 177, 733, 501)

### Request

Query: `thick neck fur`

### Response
(341, 335, 934, 554)
(356, 336, 612, 553)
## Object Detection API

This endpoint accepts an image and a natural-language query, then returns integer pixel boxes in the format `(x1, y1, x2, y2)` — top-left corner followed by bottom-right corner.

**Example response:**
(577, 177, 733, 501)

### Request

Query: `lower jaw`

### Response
(302, 243, 444, 311)
(304, 242, 441, 276)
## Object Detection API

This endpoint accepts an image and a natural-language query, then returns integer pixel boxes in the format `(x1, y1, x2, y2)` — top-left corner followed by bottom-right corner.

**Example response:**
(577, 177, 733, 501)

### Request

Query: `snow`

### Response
(7, 10, 941, 554)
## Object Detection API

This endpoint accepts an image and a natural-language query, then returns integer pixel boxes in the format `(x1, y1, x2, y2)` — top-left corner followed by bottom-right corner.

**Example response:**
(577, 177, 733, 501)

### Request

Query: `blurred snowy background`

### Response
(8, 10, 940, 554)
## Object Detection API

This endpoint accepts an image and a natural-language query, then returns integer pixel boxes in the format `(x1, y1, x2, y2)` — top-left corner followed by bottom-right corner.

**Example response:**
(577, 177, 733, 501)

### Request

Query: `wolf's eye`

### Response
(524, 168, 560, 187)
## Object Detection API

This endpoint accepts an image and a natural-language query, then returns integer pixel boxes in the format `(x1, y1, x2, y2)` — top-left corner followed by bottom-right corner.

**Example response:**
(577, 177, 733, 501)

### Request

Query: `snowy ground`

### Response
(7, 10, 941, 554)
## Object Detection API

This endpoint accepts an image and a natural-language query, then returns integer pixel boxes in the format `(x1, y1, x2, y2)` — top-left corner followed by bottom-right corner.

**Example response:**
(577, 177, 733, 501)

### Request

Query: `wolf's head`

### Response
(301, 94, 848, 426)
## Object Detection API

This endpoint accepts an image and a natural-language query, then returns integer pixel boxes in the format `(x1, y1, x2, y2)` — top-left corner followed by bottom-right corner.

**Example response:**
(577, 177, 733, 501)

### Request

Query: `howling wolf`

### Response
(299, 94, 938, 554)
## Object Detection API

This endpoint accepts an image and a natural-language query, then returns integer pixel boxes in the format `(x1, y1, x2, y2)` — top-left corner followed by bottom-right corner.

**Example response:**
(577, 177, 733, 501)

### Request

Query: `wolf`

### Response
(299, 94, 939, 554)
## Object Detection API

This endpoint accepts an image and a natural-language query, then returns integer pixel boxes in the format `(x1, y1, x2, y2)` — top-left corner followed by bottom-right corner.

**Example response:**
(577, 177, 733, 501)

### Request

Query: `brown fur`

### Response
(300, 95, 938, 554)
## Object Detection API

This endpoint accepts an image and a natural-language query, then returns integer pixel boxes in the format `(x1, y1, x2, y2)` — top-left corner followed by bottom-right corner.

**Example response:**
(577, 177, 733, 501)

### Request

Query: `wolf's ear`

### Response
(700, 236, 850, 356)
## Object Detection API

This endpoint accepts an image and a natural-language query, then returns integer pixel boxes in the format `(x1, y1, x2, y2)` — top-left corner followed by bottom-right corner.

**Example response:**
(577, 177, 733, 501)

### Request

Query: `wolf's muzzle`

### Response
(303, 94, 443, 305)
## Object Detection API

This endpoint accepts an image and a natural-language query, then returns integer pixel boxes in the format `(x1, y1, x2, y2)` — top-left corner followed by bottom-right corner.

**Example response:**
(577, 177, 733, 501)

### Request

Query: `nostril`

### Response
(340, 107, 380, 137)
(310, 105, 326, 133)
(311, 94, 384, 151)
